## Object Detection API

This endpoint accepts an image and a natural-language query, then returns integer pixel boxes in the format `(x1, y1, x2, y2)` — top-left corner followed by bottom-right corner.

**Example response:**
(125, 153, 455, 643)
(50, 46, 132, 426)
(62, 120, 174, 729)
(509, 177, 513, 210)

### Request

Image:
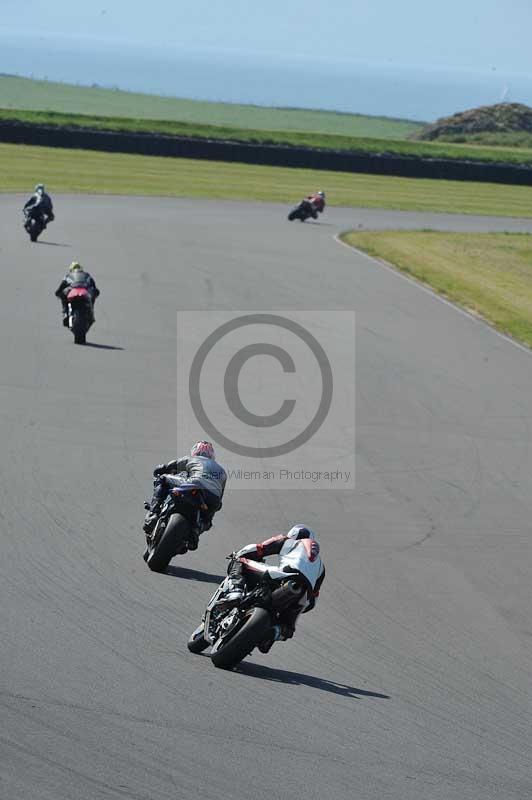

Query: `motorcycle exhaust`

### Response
(271, 580, 304, 608)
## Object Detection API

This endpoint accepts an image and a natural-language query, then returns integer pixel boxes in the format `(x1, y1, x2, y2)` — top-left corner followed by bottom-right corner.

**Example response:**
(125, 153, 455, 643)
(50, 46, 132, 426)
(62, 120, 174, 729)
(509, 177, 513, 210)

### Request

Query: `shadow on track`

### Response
(38, 241, 71, 247)
(165, 565, 225, 584)
(83, 342, 125, 351)
(304, 221, 336, 227)
(287, 222, 335, 228)
(236, 661, 390, 700)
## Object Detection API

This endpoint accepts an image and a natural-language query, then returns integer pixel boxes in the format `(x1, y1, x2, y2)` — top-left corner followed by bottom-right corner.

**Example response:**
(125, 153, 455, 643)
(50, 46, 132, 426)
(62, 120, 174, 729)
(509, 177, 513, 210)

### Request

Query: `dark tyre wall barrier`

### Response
(2, 121, 532, 186)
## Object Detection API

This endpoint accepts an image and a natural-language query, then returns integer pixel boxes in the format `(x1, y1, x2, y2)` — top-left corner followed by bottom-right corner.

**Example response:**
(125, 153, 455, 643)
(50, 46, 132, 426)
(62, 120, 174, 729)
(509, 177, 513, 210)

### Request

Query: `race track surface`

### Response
(1, 196, 531, 800)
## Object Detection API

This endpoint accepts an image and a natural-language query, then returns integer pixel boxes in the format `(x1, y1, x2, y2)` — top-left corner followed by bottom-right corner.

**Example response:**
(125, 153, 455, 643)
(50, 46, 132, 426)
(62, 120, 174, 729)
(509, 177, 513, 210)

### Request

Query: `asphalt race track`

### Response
(1, 195, 532, 800)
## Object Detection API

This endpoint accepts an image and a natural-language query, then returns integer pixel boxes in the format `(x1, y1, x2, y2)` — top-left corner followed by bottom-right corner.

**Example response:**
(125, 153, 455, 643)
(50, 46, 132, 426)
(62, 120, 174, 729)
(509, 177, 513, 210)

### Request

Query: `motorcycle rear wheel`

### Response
(210, 606, 271, 670)
(71, 310, 87, 344)
(146, 513, 190, 573)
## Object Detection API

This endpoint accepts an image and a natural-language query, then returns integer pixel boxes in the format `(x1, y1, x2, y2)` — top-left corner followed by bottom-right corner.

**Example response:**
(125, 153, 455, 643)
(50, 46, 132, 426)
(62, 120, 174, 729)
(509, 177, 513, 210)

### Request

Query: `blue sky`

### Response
(2, 0, 531, 74)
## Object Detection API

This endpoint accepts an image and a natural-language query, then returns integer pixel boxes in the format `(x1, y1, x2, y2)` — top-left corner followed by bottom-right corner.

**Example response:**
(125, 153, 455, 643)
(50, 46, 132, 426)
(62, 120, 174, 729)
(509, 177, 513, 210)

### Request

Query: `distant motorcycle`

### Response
(143, 483, 210, 572)
(188, 556, 306, 669)
(23, 209, 46, 242)
(288, 199, 319, 222)
(65, 287, 93, 344)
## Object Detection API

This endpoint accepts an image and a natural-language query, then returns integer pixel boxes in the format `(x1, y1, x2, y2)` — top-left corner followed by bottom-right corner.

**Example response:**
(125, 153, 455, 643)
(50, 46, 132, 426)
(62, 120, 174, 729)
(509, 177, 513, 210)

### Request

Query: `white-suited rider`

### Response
(224, 524, 326, 652)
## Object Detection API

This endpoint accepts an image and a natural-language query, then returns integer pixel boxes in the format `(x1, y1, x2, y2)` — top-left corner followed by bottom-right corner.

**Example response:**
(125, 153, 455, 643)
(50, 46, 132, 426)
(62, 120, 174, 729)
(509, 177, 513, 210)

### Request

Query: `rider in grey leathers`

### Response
(143, 441, 227, 548)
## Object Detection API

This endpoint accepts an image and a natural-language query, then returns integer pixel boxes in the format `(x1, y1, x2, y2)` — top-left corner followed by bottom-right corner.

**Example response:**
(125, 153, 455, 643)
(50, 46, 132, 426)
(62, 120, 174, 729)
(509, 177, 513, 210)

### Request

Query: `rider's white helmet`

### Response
(286, 524, 316, 540)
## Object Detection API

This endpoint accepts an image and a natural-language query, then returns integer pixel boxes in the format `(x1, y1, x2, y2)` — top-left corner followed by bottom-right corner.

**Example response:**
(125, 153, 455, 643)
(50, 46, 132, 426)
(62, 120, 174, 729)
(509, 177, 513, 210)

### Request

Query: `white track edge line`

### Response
(334, 232, 532, 357)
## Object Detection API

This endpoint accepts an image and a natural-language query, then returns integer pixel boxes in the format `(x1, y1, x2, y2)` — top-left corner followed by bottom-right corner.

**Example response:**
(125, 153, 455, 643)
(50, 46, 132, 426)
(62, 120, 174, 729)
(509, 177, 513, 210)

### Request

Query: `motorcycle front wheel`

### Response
(187, 623, 209, 654)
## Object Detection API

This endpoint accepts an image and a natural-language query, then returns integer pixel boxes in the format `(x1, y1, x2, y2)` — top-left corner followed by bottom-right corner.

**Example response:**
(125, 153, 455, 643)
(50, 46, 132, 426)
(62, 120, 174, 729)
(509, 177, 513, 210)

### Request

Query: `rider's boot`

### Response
(187, 528, 199, 551)
(224, 576, 245, 603)
(258, 622, 295, 654)
(258, 625, 282, 654)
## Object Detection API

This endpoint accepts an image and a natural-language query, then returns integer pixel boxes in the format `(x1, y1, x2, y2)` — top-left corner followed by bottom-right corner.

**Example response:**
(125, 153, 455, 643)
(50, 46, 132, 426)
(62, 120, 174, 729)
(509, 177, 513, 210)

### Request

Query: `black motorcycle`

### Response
(143, 483, 209, 572)
(188, 557, 306, 669)
(23, 209, 46, 242)
(287, 199, 318, 222)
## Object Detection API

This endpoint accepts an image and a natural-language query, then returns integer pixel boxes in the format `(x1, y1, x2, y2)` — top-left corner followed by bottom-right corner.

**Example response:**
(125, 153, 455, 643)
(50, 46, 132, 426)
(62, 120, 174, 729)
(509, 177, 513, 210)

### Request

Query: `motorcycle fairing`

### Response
(66, 287, 91, 300)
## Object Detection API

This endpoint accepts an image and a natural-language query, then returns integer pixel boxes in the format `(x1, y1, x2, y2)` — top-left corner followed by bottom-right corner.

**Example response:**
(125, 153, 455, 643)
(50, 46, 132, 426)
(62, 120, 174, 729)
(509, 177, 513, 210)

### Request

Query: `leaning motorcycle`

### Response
(23, 209, 46, 242)
(65, 287, 93, 345)
(143, 483, 209, 573)
(188, 557, 306, 669)
(287, 199, 317, 222)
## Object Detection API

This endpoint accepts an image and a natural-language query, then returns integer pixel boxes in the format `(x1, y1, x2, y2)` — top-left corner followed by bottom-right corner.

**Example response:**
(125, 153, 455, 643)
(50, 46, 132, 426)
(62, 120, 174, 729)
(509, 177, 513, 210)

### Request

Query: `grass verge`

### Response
(341, 230, 532, 347)
(3, 143, 532, 218)
(3, 108, 532, 166)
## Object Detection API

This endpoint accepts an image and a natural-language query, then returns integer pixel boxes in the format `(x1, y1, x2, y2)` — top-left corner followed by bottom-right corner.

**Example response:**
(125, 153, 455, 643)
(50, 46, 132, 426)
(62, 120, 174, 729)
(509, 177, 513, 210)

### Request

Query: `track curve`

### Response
(1, 195, 531, 800)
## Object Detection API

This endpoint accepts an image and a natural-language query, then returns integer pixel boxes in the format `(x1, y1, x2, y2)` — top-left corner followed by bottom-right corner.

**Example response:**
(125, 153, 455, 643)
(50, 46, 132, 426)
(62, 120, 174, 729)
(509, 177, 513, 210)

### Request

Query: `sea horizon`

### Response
(2, 32, 532, 122)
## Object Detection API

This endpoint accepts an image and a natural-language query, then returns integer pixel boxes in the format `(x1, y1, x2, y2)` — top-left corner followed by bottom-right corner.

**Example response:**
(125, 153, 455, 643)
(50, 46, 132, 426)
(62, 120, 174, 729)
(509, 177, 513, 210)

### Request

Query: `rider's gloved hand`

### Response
(153, 464, 166, 477)
(233, 546, 265, 563)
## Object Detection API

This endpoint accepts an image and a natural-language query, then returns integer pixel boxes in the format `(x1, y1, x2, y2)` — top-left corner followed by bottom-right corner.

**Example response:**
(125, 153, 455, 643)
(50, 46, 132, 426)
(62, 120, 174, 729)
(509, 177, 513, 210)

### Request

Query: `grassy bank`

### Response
(0, 75, 422, 139)
(2, 142, 532, 218)
(341, 230, 532, 347)
(432, 131, 532, 149)
(3, 107, 532, 166)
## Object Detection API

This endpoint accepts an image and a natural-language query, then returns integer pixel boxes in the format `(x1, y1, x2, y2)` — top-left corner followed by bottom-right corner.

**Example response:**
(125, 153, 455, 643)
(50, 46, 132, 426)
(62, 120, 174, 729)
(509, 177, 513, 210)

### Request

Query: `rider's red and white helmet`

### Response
(286, 524, 320, 561)
(191, 440, 215, 459)
(286, 524, 316, 540)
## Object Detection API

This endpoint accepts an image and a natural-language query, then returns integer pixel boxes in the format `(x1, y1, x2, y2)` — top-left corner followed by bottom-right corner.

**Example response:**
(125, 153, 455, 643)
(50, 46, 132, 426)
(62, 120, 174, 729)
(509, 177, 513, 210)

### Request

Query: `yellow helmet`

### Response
(69, 261, 82, 272)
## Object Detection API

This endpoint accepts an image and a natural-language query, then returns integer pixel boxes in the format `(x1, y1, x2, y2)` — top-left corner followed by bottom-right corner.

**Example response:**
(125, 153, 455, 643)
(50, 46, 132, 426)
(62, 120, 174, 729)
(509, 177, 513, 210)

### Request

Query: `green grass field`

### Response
(2, 142, 532, 218)
(0, 74, 422, 139)
(342, 230, 532, 347)
(4, 76, 532, 167)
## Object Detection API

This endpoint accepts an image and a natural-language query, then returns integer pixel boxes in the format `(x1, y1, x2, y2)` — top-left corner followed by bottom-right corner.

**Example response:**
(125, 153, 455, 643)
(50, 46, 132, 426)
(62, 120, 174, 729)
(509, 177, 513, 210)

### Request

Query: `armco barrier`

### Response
(2, 121, 532, 186)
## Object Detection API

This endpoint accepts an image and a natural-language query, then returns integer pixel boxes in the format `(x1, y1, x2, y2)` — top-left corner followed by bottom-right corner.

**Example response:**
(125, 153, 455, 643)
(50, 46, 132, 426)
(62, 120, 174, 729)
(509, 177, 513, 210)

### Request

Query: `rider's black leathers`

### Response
(55, 271, 100, 319)
(24, 192, 54, 224)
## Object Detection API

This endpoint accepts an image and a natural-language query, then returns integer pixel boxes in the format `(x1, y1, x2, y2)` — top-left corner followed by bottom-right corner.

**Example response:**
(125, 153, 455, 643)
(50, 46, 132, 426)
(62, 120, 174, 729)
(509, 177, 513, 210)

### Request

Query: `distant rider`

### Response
(224, 524, 326, 652)
(305, 190, 326, 219)
(24, 184, 55, 226)
(143, 441, 227, 549)
(54, 262, 100, 327)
